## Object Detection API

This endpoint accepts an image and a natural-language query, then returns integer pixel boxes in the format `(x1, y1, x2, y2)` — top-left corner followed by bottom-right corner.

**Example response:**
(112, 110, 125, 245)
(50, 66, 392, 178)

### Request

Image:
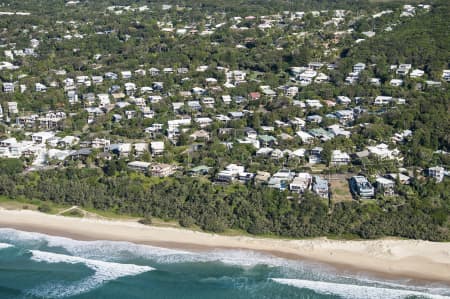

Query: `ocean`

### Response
(0, 228, 448, 299)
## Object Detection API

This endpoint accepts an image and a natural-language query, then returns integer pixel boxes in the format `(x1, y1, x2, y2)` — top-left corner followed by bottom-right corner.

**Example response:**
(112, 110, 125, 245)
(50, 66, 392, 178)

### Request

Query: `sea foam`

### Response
(27, 250, 154, 298)
(0, 242, 13, 249)
(271, 278, 450, 299)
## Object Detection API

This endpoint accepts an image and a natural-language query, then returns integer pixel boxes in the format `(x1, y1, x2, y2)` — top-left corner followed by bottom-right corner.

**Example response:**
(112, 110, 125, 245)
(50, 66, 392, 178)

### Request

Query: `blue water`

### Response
(0, 228, 449, 299)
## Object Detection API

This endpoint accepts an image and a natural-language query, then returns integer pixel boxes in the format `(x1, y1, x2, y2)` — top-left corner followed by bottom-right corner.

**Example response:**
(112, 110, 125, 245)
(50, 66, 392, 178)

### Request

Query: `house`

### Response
(149, 67, 160, 76)
(249, 92, 261, 101)
(3, 82, 14, 93)
(305, 99, 323, 109)
(335, 110, 354, 124)
(67, 90, 78, 104)
(195, 117, 213, 128)
(150, 141, 165, 155)
(427, 166, 445, 183)
(217, 164, 245, 183)
(268, 169, 295, 190)
(188, 128, 210, 141)
(7, 102, 18, 114)
(134, 143, 149, 156)
(255, 171, 271, 184)
(296, 131, 313, 143)
(105, 72, 118, 80)
(396, 64, 411, 76)
(374, 96, 393, 105)
(390, 79, 403, 87)
(353, 63, 366, 73)
(315, 73, 329, 83)
(229, 111, 244, 119)
(376, 176, 396, 196)
(92, 138, 110, 149)
(442, 70, 450, 82)
(124, 82, 137, 96)
(76, 75, 90, 86)
(258, 135, 277, 146)
(330, 150, 350, 166)
(410, 69, 424, 78)
(336, 96, 351, 105)
(387, 173, 411, 185)
(328, 125, 351, 138)
(283, 86, 298, 97)
(121, 70, 132, 79)
(256, 147, 273, 157)
(308, 147, 323, 164)
(202, 97, 215, 108)
(233, 96, 246, 104)
(313, 176, 329, 198)
(109, 143, 132, 157)
(370, 78, 381, 86)
(239, 171, 255, 183)
(0, 137, 17, 148)
(216, 114, 231, 122)
(92, 76, 103, 85)
(35, 83, 47, 92)
(350, 176, 375, 199)
(135, 69, 146, 76)
(69, 148, 93, 161)
(188, 165, 211, 176)
(205, 77, 217, 85)
(128, 161, 151, 172)
(306, 115, 322, 124)
(367, 143, 401, 160)
(289, 173, 312, 193)
(187, 100, 202, 111)
(32, 132, 55, 144)
(289, 117, 306, 129)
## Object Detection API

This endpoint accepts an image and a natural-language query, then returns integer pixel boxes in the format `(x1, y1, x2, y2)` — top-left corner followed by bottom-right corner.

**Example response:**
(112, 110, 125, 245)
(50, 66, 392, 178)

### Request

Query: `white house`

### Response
(367, 143, 401, 160)
(390, 79, 403, 87)
(32, 132, 55, 144)
(427, 166, 445, 183)
(35, 83, 47, 92)
(410, 69, 424, 78)
(353, 63, 366, 73)
(289, 173, 312, 193)
(396, 64, 412, 76)
(330, 150, 350, 166)
(3, 82, 14, 93)
(374, 96, 393, 105)
(7, 102, 19, 114)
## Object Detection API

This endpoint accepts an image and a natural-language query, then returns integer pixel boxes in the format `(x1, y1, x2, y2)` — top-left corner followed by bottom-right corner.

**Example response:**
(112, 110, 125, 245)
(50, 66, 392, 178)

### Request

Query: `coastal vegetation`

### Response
(0, 166, 448, 241)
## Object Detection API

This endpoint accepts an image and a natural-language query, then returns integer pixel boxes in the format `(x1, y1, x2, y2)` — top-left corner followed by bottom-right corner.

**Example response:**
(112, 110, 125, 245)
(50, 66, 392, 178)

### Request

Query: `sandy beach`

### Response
(0, 208, 449, 284)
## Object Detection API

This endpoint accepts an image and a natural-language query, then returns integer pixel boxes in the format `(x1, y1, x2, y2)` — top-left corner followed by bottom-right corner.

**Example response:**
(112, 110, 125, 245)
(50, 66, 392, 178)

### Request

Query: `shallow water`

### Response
(0, 228, 448, 299)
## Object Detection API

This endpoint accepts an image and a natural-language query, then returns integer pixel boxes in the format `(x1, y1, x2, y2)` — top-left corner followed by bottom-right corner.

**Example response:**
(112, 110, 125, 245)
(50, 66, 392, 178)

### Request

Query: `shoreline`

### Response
(0, 208, 449, 285)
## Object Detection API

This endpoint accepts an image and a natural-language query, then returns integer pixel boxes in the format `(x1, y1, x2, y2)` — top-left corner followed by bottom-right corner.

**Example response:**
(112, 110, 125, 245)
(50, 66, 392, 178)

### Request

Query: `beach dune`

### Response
(0, 208, 449, 284)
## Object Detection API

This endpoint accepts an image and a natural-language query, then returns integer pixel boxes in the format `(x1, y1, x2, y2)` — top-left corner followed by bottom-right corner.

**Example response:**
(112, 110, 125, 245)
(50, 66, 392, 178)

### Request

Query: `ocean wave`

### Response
(27, 250, 154, 298)
(2, 228, 449, 297)
(271, 278, 450, 299)
(0, 242, 13, 249)
(0, 228, 315, 269)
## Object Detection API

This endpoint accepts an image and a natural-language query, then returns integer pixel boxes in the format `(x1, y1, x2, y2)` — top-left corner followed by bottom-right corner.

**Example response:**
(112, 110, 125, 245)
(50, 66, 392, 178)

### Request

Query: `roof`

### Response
(190, 165, 211, 172)
(314, 176, 328, 189)
(258, 135, 277, 143)
(128, 161, 151, 168)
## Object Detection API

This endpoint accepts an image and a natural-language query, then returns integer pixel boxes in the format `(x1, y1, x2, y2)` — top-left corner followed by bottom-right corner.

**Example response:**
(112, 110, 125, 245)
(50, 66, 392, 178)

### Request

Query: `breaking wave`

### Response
(271, 278, 450, 299)
(27, 250, 153, 298)
(0, 242, 13, 249)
